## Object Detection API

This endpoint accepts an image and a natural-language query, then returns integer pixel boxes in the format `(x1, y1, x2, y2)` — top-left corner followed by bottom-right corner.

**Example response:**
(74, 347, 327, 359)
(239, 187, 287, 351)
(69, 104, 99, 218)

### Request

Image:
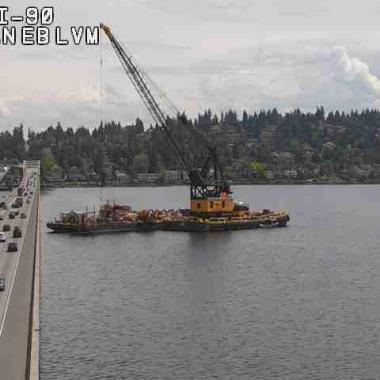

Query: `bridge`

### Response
(0, 161, 41, 380)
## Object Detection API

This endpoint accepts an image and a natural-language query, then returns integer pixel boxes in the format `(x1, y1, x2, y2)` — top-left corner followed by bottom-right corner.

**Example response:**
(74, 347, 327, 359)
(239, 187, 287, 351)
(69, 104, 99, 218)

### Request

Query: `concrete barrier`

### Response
(29, 188, 40, 380)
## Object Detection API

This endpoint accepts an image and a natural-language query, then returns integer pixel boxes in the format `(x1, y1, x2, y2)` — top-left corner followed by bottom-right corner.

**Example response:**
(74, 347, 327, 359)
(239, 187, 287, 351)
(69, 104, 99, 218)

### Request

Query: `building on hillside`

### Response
(323, 141, 336, 151)
(164, 170, 188, 183)
(352, 164, 371, 180)
(136, 173, 160, 184)
(67, 166, 88, 182)
(115, 171, 130, 185)
(272, 152, 296, 169)
(283, 169, 298, 178)
(44, 167, 65, 186)
(265, 170, 274, 180)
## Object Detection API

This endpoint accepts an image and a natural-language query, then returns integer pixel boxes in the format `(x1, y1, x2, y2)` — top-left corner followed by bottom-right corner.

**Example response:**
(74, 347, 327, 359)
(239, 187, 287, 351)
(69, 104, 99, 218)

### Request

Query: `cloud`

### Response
(0, 96, 25, 117)
(176, 43, 380, 115)
(3, 0, 380, 130)
(0, 83, 152, 131)
(330, 46, 380, 97)
(3, 38, 380, 132)
(138, 0, 258, 22)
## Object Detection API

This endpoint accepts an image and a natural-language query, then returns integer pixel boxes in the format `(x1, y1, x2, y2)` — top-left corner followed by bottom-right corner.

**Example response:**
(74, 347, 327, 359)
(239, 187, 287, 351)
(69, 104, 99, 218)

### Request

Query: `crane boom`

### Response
(100, 23, 234, 216)
(100, 23, 190, 174)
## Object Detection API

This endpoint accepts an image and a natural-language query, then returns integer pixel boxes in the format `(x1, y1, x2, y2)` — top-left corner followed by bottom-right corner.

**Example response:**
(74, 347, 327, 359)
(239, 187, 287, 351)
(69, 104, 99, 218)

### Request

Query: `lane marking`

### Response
(0, 173, 36, 338)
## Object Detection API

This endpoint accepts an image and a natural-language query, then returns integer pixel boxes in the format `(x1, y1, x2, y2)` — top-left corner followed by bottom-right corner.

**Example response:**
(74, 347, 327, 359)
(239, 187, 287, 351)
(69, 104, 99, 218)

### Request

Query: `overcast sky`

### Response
(2, 0, 380, 130)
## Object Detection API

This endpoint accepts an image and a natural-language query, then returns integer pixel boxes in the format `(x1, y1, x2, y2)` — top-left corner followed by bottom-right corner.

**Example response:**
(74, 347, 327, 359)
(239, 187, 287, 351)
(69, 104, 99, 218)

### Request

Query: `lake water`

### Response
(40, 185, 380, 379)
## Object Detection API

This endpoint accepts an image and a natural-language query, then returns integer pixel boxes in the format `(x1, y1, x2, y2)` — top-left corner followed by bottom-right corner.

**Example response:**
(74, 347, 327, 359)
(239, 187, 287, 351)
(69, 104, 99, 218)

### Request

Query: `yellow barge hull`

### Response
(162, 211, 290, 232)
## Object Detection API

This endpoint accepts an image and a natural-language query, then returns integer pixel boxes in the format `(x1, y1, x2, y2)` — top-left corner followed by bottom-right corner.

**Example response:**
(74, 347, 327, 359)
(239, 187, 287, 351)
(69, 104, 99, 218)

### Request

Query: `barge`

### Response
(47, 202, 289, 234)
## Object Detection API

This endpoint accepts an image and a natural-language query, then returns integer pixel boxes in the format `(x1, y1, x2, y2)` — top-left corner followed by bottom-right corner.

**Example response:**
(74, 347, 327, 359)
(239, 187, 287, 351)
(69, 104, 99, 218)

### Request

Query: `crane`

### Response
(100, 23, 241, 218)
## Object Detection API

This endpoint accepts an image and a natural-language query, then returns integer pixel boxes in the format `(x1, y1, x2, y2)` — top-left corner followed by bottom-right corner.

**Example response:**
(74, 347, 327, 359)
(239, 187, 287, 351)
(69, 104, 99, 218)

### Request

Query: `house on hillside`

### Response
(115, 171, 130, 185)
(67, 166, 87, 182)
(44, 166, 65, 186)
(136, 173, 160, 184)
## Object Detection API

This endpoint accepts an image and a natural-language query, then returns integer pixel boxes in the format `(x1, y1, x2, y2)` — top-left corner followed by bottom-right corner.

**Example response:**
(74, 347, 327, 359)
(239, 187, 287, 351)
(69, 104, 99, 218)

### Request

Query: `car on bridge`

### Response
(7, 242, 18, 252)
(10, 208, 19, 216)
(13, 227, 22, 238)
(0, 278, 5, 291)
(0, 232, 6, 242)
(15, 197, 23, 207)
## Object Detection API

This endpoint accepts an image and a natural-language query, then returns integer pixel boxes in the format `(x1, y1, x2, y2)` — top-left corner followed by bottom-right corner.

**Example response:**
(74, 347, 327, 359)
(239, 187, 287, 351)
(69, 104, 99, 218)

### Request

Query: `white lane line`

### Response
(0, 202, 16, 275)
(0, 176, 36, 337)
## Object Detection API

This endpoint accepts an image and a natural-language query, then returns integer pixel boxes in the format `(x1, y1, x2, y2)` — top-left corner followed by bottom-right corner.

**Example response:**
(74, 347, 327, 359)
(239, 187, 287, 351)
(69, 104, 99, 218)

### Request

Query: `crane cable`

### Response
(97, 32, 104, 201)
(99, 30, 103, 127)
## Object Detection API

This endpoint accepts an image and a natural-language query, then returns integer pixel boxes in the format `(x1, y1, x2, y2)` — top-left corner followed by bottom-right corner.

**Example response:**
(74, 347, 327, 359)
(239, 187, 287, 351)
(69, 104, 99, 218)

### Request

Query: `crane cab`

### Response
(190, 193, 235, 218)
(190, 197, 251, 219)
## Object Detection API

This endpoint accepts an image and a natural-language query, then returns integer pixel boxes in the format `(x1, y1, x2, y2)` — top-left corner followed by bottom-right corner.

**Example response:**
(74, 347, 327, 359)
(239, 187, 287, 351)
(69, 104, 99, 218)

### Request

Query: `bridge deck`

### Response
(0, 164, 40, 380)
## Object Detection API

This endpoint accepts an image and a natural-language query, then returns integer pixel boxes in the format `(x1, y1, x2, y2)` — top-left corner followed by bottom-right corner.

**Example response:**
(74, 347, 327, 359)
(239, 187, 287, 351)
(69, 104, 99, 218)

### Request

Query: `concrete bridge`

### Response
(0, 161, 41, 380)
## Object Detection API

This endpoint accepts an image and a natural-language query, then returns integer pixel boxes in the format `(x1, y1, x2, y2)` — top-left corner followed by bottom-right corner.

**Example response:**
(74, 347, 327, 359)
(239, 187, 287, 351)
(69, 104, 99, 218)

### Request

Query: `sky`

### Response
(2, 0, 380, 130)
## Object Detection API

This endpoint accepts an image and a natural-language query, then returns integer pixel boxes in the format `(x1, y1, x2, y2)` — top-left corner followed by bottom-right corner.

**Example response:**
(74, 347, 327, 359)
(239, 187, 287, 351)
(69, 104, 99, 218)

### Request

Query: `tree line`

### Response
(2, 107, 380, 181)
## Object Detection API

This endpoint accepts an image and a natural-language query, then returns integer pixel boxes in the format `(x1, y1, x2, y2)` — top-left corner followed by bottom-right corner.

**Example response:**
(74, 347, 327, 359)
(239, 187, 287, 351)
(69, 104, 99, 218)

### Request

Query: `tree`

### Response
(135, 118, 144, 133)
(41, 151, 56, 175)
(242, 110, 248, 126)
(315, 106, 325, 122)
(93, 149, 103, 173)
(132, 153, 149, 173)
(249, 161, 266, 177)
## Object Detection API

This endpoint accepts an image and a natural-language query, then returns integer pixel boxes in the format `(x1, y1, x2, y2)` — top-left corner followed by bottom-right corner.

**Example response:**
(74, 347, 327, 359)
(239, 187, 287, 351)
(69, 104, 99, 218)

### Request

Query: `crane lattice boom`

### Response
(100, 23, 231, 202)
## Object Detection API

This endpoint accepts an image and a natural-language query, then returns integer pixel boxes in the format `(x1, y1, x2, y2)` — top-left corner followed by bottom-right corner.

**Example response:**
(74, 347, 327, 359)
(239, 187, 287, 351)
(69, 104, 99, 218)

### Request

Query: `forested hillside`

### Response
(2, 107, 380, 185)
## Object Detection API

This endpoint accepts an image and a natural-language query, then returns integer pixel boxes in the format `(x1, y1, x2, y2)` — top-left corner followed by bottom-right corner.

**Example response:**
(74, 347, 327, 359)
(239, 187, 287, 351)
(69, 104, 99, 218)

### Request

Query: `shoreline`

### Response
(40, 180, 380, 190)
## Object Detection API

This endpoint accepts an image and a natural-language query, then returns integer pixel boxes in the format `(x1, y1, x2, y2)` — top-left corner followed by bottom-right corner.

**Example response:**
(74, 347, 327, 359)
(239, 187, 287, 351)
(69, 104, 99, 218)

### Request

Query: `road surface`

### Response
(0, 169, 39, 380)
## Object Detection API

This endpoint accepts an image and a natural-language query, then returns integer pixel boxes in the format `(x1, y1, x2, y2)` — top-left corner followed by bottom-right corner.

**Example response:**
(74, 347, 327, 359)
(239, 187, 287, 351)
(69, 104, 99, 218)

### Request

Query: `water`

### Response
(41, 185, 380, 379)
